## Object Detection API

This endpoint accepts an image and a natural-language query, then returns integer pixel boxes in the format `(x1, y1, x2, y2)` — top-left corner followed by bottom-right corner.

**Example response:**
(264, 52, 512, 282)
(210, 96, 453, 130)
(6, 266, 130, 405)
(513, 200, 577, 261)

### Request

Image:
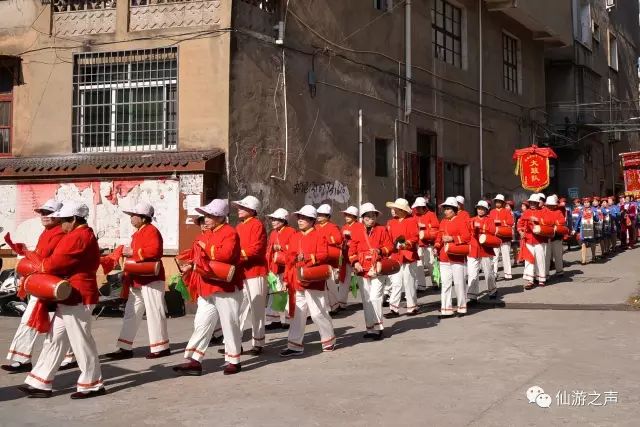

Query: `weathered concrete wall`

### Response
(228, 0, 550, 219)
(1, 0, 232, 157)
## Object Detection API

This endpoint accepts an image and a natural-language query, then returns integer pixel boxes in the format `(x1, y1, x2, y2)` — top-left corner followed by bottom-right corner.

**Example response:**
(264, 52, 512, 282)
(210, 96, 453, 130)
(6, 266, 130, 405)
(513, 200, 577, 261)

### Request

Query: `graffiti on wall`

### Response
(293, 180, 351, 205)
(0, 179, 179, 251)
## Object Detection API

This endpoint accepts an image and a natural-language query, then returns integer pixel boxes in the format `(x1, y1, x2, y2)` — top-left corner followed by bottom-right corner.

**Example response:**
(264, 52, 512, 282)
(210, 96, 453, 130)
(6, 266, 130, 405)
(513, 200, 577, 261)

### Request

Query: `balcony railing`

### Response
(53, 1, 117, 12)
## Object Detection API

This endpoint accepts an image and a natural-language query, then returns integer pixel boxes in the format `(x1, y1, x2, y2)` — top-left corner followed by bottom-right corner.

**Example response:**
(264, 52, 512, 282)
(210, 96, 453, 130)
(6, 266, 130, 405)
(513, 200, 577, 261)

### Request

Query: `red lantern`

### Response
(513, 145, 557, 192)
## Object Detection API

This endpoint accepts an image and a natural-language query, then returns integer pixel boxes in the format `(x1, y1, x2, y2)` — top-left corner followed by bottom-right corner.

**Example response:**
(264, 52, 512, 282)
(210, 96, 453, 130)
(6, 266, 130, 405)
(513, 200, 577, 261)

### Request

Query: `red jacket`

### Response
(316, 221, 343, 268)
(386, 216, 419, 264)
(195, 223, 244, 297)
(41, 225, 100, 306)
(127, 223, 165, 287)
(236, 216, 268, 279)
(458, 210, 471, 222)
(546, 209, 566, 226)
(489, 208, 514, 241)
(468, 215, 496, 258)
(266, 225, 296, 274)
(435, 215, 471, 264)
(348, 224, 393, 277)
(415, 211, 439, 247)
(285, 227, 329, 292)
(518, 208, 551, 245)
(34, 225, 65, 258)
(342, 221, 364, 257)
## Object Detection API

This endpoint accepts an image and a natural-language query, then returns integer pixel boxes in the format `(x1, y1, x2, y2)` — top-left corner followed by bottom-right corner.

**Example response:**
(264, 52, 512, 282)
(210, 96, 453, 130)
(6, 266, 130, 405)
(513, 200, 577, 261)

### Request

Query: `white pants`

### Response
(440, 262, 466, 315)
(545, 239, 564, 275)
(337, 264, 352, 307)
(325, 271, 341, 311)
(184, 291, 243, 365)
(493, 242, 513, 278)
(416, 247, 434, 289)
(389, 262, 419, 313)
(382, 275, 392, 296)
(25, 304, 102, 392)
(287, 289, 335, 351)
(358, 277, 384, 332)
(116, 281, 169, 352)
(467, 257, 496, 300)
(523, 243, 548, 284)
(265, 274, 290, 325)
(7, 297, 74, 365)
(239, 276, 267, 348)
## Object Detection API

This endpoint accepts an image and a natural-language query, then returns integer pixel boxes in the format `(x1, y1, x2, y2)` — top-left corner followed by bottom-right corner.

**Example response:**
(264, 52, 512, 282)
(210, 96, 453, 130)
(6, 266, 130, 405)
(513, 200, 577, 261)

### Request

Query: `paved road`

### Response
(0, 247, 639, 426)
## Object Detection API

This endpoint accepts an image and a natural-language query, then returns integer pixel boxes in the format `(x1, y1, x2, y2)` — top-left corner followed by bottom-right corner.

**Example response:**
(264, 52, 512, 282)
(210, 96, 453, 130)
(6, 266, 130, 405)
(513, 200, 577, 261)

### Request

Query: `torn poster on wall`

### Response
(0, 179, 179, 251)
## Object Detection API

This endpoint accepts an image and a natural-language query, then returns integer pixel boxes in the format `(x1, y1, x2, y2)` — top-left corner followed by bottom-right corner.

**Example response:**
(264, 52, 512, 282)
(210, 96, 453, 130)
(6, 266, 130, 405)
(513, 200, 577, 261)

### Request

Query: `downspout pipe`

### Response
(405, 0, 412, 120)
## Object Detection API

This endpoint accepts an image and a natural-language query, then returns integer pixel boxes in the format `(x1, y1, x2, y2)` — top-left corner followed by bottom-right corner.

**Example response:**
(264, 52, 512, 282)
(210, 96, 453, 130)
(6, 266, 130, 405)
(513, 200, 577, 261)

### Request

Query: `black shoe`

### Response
(281, 323, 290, 330)
(438, 314, 453, 320)
(1, 362, 32, 373)
(280, 348, 304, 358)
(70, 388, 106, 400)
(265, 322, 284, 331)
(244, 347, 263, 356)
(363, 332, 384, 341)
(223, 363, 241, 375)
(17, 385, 52, 398)
(104, 349, 134, 360)
(457, 312, 466, 318)
(382, 295, 390, 308)
(383, 311, 400, 319)
(329, 306, 343, 316)
(59, 361, 78, 371)
(209, 335, 224, 346)
(405, 310, 419, 317)
(467, 299, 478, 307)
(172, 361, 202, 376)
(146, 348, 171, 359)
(488, 292, 498, 300)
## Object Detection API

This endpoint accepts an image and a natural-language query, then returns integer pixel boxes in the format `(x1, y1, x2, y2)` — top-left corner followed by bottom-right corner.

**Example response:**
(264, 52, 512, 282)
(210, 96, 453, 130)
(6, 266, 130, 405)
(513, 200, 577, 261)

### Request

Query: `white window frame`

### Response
(573, 0, 592, 49)
(608, 31, 619, 71)
(502, 30, 522, 95)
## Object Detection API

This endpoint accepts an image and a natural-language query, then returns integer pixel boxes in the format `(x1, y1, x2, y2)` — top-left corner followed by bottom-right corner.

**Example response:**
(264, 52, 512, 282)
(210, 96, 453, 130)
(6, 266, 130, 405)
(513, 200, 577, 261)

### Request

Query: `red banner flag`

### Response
(513, 145, 557, 192)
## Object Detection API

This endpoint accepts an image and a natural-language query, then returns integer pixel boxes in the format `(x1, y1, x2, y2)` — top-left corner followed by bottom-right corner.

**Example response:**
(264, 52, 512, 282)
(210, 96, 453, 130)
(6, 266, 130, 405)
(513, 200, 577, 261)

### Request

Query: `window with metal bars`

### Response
(432, 0, 462, 68)
(502, 32, 520, 94)
(72, 48, 178, 153)
(0, 67, 13, 155)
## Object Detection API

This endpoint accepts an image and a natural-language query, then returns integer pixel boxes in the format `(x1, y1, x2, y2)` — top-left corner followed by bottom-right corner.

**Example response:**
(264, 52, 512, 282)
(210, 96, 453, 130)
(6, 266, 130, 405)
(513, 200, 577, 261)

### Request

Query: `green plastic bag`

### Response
(168, 273, 191, 302)
(350, 275, 358, 298)
(267, 272, 279, 292)
(432, 258, 441, 288)
(271, 291, 288, 312)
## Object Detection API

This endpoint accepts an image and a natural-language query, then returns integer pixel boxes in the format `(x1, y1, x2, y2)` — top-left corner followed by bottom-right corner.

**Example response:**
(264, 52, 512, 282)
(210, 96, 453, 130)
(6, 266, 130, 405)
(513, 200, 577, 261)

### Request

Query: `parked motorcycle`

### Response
(0, 242, 26, 316)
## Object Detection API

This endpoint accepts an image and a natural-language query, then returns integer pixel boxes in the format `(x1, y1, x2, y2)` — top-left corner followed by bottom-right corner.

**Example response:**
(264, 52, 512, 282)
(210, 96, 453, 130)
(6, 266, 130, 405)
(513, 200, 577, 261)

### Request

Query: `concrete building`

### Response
(545, 0, 640, 198)
(0, 0, 572, 264)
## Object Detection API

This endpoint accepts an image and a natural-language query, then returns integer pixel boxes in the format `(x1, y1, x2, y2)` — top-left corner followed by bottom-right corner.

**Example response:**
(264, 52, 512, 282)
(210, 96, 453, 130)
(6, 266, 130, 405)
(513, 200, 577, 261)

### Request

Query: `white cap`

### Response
(35, 199, 63, 215)
(196, 199, 229, 217)
(341, 206, 359, 217)
(48, 200, 89, 219)
(359, 202, 380, 216)
(317, 204, 332, 215)
(441, 197, 459, 209)
(493, 194, 505, 202)
(294, 205, 317, 219)
(412, 197, 427, 208)
(232, 195, 261, 213)
(455, 195, 465, 205)
(476, 200, 490, 210)
(528, 194, 541, 203)
(546, 195, 559, 206)
(537, 192, 546, 200)
(122, 202, 154, 218)
(267, 208, 289, 221)
(385, 198, 412, 213)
